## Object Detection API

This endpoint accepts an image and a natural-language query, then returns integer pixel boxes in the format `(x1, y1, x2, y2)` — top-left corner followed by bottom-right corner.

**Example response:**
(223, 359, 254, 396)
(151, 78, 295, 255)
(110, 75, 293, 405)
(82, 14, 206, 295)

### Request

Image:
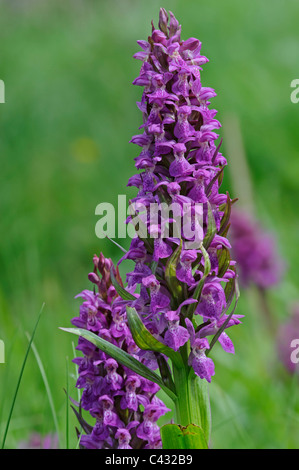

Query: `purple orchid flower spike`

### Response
(120, 8, 242, 390)
(229, 208, 285, 289)
(70, 253, 168, 449)
(68, 8, 243, 450)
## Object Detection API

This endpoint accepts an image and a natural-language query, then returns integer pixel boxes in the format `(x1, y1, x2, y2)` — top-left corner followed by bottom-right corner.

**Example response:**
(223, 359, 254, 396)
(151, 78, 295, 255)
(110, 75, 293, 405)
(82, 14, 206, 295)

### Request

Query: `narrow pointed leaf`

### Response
(60, 327, 177, 401)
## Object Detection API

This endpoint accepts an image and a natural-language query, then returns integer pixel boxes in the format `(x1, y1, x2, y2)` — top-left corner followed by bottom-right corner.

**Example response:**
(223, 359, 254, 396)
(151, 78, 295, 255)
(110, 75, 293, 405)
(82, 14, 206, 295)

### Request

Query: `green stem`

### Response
(173, 365, 193, 426)
(172, 363, 211, 445)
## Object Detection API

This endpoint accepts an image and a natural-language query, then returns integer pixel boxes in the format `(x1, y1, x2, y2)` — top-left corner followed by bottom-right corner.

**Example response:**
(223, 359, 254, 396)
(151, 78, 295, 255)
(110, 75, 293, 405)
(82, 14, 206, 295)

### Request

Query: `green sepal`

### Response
(165, 239, 183, 302)
(60, 327, 177, 401)
(150, 261, 158, 274)
(218, 192, 232, 236)
(205, 167, 224, 198)
(126, 306, 182, 368)
(203, 202, 217, 250)
(217, 246, 231, 278)
(161, 423, 208, 449)
(218, 164, 224, 187)
(224, 270, 236, 306)
(186, 243, 211, 318)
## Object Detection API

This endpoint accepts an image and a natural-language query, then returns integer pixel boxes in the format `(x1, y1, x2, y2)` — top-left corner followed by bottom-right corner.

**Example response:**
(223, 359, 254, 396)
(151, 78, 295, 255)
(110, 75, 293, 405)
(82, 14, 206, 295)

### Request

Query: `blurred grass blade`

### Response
(60, 327, 177, 401)
(65, 357, 69, 449)
(72, 341, 81, 404)
(25, 332, 60, 446)
(1, 303, 44, 449)
(105, 236, 127, 253)
(161, 423, 208, 449)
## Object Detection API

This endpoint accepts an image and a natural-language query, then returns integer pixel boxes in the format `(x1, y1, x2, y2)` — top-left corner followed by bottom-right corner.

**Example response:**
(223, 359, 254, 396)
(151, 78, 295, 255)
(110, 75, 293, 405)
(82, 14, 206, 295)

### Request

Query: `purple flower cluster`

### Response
(121, 9, 242, 383)
(229, 209, 284, 289)
(72, 253, 169, 449)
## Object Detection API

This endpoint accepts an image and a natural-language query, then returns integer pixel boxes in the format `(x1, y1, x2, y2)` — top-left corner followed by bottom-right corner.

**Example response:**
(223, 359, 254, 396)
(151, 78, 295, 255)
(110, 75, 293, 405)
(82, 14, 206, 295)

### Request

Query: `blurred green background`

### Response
(0, 0, 299, 449)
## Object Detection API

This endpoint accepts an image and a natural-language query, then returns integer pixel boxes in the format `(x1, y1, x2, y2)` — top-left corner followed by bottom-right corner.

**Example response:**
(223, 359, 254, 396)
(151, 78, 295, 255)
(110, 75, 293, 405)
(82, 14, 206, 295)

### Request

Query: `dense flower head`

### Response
(119, 8, 242, 383)
(229, 209, 285, 289)
(72, 253, 169, 449)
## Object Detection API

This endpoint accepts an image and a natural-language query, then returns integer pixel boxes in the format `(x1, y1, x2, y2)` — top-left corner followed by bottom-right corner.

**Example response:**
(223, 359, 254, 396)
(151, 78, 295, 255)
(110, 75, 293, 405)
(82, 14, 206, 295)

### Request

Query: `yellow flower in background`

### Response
(70, 137, 99, 163)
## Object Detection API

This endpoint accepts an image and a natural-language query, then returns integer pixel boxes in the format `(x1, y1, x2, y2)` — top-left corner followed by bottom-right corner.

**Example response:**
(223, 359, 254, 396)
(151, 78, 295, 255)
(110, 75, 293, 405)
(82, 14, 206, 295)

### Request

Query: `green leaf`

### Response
(110, 269, 136, 301)
(161, 423, 208, 449)
(126, 306, 182, 368)
(60, 327, 177, 401)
